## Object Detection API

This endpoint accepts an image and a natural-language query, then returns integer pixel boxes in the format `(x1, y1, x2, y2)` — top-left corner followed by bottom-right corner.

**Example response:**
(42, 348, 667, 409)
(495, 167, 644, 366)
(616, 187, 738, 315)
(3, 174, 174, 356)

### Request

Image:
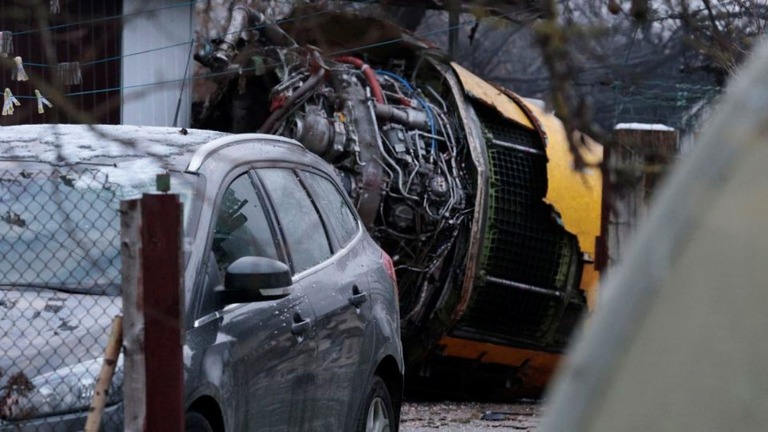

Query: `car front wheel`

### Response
(356, 375, 396, 432)
(185, 410, 214, 432)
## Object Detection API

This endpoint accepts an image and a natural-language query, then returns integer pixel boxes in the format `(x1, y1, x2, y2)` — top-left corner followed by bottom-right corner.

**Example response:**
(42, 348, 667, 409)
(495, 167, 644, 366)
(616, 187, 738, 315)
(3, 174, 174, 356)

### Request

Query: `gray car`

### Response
(0, 124, 403, 431)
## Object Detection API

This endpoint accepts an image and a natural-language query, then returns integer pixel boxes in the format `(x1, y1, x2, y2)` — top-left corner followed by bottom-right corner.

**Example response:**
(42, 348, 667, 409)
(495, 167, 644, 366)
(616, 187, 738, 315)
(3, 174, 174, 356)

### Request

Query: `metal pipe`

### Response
(491, 138, 546, 156)
(373, 103, 431, 131)
(485, 276, 565, 298)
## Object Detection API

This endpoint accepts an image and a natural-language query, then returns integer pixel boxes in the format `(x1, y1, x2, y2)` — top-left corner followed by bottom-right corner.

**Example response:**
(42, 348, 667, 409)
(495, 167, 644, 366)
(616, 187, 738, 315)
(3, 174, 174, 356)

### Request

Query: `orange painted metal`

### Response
(437, 336, 563, 393)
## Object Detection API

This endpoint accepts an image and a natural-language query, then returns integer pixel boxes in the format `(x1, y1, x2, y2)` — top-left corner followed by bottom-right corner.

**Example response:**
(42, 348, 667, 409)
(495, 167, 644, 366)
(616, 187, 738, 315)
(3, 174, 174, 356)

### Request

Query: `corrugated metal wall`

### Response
(121, 0, 193, 127)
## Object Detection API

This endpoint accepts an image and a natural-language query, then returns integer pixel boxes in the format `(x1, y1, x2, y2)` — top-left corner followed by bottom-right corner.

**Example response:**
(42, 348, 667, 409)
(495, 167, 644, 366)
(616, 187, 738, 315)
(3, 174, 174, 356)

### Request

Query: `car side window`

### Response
(257, 168, 332, 274)
(299, 171, 359, 248)
(211, 173, 279, 277)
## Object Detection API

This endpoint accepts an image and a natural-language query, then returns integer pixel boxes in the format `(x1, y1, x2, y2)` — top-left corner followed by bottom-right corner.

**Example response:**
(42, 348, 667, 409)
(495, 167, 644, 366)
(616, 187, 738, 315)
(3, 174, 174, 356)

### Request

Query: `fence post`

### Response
(122, 198, 145, 432)
(122, 194, 184, 432)
(609, 124, 679, 265)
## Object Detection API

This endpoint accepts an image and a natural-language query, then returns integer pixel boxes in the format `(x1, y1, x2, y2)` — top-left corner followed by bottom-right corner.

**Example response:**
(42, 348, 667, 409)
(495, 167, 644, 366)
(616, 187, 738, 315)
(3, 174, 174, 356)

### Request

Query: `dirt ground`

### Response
(400, 400, 542, 431)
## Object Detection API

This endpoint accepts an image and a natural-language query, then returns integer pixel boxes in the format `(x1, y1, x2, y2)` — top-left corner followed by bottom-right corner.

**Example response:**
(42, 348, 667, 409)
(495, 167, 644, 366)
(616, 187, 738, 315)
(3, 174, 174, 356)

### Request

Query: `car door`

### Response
(259, 167, 372, 429)
(190, 171, 317, 432)
(301, 169, 378, 428)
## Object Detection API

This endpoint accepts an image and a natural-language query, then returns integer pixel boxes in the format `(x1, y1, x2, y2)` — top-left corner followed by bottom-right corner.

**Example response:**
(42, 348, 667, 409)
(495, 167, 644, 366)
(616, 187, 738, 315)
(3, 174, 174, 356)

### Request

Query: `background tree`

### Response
(363, 0, 765, 153)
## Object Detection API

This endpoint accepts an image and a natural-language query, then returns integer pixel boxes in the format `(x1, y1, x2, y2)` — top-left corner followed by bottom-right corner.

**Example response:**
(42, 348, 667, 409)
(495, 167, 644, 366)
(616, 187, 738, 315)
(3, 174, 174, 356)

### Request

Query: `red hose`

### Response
(333, 56, 385, 104)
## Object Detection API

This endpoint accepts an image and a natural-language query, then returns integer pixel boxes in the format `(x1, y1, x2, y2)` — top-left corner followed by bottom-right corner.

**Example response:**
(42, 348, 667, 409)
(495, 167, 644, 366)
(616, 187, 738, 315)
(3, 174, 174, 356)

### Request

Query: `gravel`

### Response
(400, 400, 541, 431)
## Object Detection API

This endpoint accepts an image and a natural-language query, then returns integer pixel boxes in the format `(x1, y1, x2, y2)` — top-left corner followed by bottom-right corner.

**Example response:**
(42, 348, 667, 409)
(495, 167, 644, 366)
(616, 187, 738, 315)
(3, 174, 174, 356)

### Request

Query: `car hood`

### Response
(0, 288, 122, 388)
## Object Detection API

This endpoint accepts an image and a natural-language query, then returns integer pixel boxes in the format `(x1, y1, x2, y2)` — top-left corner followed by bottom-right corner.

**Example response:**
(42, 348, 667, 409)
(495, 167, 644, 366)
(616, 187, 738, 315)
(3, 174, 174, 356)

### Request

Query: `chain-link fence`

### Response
(1, 167, 124, 431)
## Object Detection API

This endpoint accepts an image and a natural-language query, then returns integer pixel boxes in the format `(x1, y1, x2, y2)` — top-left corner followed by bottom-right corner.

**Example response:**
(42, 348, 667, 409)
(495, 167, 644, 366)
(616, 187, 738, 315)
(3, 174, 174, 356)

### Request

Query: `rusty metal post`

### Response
(122, 194, 184, 432)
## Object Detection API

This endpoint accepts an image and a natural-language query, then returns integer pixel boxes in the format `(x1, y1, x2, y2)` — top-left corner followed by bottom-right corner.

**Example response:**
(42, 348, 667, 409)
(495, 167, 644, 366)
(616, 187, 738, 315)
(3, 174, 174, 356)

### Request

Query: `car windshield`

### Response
(0, 165, 200, 296)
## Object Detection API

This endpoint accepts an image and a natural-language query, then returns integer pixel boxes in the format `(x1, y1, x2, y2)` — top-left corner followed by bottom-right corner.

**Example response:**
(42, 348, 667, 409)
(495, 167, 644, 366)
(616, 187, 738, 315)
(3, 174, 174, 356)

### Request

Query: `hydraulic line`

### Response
(375, 69, 437, 152)
(369, 100, 420, 201)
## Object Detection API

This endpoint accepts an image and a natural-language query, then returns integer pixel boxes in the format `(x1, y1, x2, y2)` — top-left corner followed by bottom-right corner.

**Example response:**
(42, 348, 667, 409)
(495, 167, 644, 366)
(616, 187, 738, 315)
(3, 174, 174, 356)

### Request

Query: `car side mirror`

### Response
(216, 256, 293, 304)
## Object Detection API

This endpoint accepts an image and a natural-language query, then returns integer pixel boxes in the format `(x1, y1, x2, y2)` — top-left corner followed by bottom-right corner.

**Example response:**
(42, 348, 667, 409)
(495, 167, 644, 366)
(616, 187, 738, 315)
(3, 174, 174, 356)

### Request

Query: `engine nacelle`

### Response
(194, 4, 603, 398)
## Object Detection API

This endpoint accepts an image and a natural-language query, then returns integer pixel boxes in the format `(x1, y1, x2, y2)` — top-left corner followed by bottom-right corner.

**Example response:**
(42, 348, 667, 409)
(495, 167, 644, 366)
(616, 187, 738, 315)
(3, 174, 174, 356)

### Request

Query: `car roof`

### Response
(0, 124, 321, 174)
(0, 124, 230, 170)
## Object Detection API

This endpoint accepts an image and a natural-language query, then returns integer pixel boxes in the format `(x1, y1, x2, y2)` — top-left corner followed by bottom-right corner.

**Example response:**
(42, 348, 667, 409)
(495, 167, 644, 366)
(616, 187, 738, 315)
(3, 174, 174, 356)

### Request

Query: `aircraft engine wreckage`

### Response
(194, 4, 603, 398)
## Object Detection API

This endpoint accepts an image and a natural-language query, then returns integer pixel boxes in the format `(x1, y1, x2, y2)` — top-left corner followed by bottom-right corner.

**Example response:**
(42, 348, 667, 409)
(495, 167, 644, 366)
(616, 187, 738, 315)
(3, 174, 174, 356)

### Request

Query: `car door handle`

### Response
(349, 285, 368, 307)
(291, 313, 311, 335)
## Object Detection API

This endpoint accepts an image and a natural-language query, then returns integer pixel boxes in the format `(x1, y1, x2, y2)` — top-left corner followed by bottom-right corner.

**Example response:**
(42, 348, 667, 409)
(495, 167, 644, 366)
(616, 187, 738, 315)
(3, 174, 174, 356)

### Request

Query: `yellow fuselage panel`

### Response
(524, 103, 603, 306)
(451, 62, 534, 129)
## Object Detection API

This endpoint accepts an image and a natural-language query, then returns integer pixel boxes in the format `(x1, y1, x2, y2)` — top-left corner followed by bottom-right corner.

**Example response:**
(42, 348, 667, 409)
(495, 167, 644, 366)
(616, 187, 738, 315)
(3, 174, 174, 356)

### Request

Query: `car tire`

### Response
(185, 411, 214, 432)
(356, 375, 396, 432)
